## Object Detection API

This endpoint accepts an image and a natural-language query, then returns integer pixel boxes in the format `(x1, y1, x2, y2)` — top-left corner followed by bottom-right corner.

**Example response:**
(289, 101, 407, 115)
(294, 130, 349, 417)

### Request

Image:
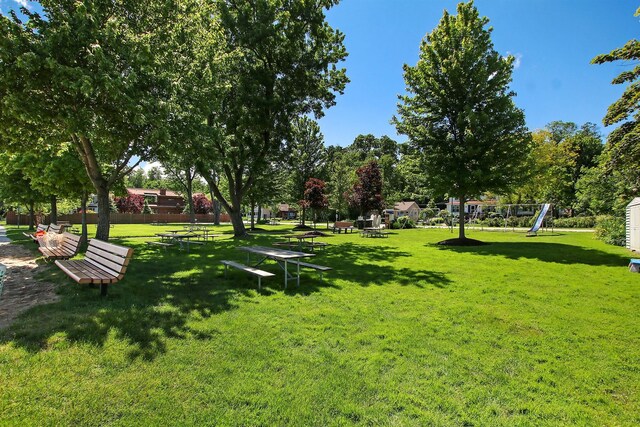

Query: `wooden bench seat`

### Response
(38, 232, 82, 261)
(221, 260, 274, 290)
(55, 239, 134, 296)
(23, 224, 48, 242)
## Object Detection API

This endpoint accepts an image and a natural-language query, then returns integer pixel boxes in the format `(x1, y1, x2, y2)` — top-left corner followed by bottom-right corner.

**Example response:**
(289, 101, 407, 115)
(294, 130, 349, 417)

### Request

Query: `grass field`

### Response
(1, 224, 639, 425)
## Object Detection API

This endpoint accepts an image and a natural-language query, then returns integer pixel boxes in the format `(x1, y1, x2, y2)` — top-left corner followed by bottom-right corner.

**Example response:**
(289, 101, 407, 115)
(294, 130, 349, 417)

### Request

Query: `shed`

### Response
(627, 197, 640, 252)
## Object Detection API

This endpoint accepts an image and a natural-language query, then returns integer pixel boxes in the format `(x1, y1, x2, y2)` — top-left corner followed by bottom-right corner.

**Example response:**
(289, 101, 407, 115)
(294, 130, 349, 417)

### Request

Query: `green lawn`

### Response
(1, 225, 639, 425)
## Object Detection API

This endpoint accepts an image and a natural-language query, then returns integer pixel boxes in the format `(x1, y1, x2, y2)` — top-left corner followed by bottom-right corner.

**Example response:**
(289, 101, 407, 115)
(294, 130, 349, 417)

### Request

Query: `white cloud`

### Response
(140, 161, 163, 175)
(13, 0, 29, 9)
(507, 51, 523, 69)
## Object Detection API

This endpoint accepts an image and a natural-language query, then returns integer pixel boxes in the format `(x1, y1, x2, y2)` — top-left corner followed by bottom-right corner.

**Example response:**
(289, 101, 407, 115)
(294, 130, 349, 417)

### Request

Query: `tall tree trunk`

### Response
(28, 201, 35, 230)
(208, 186, 221, 225)
(250, 199, 256, 230)
(81, 191, 88, 243)
(258, 206, 262, 221)
(228, 208, 246, 237)
(96, 185, 111, 241)
(186, 172, 195, 223)
(458, 195, 466, 240)
(301, 205, 306, 226)
(50, 195, 58, 224)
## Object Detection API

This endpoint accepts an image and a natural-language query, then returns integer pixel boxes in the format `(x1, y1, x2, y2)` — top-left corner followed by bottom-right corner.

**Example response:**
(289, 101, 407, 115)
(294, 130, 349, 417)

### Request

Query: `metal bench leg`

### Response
(224, 264, 228, 279)
(100, 283, 108, 297)
(258, 276, 261, 291)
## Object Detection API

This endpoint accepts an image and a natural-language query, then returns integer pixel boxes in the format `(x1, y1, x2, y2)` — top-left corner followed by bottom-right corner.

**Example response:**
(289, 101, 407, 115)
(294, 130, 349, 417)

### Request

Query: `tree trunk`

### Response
(50, 195, 58, 224)
(213, 199, 221, 225)
(81, 191, 88, 243)
(258, 206, 262, 221)
(186, 174, 195, 223)
(301, 205, 306, 226)
(458, 196, 466, 240)
(250, 199, 256, 230)
(28, 201, 35, 230)
(96, 185, 111, 241)
(228, 208, 247, 237)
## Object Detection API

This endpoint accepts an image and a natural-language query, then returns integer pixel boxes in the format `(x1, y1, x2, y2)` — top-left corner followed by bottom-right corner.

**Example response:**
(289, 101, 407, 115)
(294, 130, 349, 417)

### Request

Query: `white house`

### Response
(394, 201, 421, 222)
(446, 198, 497, 215)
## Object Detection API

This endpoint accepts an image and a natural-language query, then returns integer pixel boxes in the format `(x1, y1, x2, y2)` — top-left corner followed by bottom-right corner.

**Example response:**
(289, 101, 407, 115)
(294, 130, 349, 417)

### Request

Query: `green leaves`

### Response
(395, 1, 530, 202)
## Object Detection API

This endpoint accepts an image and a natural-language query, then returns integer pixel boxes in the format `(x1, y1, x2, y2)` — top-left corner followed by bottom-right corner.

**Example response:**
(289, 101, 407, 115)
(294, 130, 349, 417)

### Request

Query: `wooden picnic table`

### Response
(238, 245, 315, 288)
(274, 233, 328, 251)
(155, 231, 203, 252)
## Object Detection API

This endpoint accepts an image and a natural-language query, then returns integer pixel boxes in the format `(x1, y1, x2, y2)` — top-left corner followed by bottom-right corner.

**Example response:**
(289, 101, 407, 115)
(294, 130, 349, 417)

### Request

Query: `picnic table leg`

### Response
(284, 260, 288, 289)
(297, 261, 300, 287)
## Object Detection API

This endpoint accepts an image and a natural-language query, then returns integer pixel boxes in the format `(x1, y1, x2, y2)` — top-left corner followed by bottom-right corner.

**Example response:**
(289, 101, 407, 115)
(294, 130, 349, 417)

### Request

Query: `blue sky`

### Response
(319, 0, 640, 147)
(2, 0, 638, 149)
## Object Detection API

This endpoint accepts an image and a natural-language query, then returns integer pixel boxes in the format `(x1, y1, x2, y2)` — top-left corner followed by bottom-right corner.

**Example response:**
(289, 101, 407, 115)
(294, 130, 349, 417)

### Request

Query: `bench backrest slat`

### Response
(89, 238, 134, 258)
(84, 239, 134, 278)
(48, 224, 65, 234)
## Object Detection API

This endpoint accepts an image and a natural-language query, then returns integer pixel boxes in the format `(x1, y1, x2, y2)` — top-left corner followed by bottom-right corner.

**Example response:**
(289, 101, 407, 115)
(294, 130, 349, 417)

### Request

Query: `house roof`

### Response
(278, 203, 297, 212)
(127, 188, 181, 197)
(394, 201, 419, 211)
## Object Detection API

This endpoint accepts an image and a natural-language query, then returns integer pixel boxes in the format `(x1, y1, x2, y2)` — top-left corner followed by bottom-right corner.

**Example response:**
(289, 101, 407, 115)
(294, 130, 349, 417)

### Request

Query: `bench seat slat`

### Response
(55, 239, 134, 295)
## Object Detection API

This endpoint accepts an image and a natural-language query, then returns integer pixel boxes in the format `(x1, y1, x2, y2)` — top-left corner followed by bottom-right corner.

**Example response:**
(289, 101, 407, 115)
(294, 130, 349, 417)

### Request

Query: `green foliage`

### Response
(391, 216, 416, 229)
(394, 1, 530, 238)
(551, 216, 596, 229)
(595, 215, 626, 246)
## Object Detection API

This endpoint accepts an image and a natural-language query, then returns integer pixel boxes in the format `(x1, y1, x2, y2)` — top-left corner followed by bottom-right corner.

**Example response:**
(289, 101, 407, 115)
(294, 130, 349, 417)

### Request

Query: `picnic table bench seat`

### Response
(55, 239, 134, 296)
(38, 232, 82, 261)
(221, 260, 275, 290)
(291, 260, 332, 280)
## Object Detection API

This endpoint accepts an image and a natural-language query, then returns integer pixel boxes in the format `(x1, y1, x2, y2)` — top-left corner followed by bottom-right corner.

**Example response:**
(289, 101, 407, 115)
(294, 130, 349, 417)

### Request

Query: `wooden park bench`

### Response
(38, 232, 82, 261)
(220, 260, 275, 290)
(55, 239, 134, 296)
(23, 224, 49, 242)
(332, 221, 355, 234)
(48, 223, 66, 234)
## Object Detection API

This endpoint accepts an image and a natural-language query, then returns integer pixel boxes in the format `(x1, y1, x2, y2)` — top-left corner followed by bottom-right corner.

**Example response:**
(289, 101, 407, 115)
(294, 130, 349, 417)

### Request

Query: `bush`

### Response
(392, 216, 416, 229)
(551, 216, 596, 228)
(595, 215, 626, 246)
(428, 217, 445, 226)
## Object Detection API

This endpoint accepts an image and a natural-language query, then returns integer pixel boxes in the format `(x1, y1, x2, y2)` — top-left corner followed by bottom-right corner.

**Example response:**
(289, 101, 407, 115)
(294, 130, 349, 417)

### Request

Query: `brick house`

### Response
(127, 188, 186, 214)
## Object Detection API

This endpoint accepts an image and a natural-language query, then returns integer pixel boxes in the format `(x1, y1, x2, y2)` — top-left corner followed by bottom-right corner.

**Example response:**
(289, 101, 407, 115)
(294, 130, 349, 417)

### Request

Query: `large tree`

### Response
(286, 117, 327, 226)
(592, 10, 640, 200)
(394, 1, 530, 242)
(193, 0, 348, 237)
(0, 1, 181, 240)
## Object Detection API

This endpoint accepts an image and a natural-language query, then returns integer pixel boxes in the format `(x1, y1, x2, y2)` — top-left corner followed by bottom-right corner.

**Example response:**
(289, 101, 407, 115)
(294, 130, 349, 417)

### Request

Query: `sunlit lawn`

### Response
(1, 224, 639, 425)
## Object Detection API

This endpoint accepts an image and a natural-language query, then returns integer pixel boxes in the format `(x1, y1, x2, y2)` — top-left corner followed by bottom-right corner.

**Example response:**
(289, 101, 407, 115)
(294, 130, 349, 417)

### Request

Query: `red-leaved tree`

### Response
(193, 194, 212, 214)
(304, 178, 328, 226)
(349, 161, 384, 216)
(114, 194, 145, 214)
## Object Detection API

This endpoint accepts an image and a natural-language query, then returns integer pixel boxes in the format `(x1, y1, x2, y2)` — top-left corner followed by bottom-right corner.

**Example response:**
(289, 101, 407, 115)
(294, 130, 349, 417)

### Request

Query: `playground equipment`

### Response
(526, 203, 552, 236)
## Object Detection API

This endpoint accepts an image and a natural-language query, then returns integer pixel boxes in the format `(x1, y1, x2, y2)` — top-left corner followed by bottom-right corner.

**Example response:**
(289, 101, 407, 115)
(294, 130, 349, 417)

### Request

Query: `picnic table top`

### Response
(238, 245, 315, 260)
(156, 232, 200, 238)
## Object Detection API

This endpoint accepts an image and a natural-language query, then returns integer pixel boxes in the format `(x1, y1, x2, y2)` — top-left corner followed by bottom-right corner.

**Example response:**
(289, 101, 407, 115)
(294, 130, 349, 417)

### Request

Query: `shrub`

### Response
(392, 216, 416, 229)
(595, 215, 626, 246)
(551, 216, 596, 228)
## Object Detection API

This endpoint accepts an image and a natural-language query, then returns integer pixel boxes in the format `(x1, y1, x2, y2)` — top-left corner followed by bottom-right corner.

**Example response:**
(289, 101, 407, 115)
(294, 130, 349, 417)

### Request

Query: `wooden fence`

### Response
(5, 211, 230, 226)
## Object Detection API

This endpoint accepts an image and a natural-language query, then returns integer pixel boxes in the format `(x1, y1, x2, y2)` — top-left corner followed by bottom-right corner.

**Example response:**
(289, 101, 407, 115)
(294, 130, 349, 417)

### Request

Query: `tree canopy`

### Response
(394, 1, 530, 241)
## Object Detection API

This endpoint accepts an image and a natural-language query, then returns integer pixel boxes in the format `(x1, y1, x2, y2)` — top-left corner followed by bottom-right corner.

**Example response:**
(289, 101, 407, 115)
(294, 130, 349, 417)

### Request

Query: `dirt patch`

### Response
(0, 242, 59, 329)
(437, 238, 489, 246)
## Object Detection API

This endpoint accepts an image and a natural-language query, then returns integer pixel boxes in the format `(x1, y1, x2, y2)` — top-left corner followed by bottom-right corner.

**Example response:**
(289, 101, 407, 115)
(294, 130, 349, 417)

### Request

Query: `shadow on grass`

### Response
(434, 241, 628, 267)
(1, 232, 451, 360)
(319, 242, 452, 288)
